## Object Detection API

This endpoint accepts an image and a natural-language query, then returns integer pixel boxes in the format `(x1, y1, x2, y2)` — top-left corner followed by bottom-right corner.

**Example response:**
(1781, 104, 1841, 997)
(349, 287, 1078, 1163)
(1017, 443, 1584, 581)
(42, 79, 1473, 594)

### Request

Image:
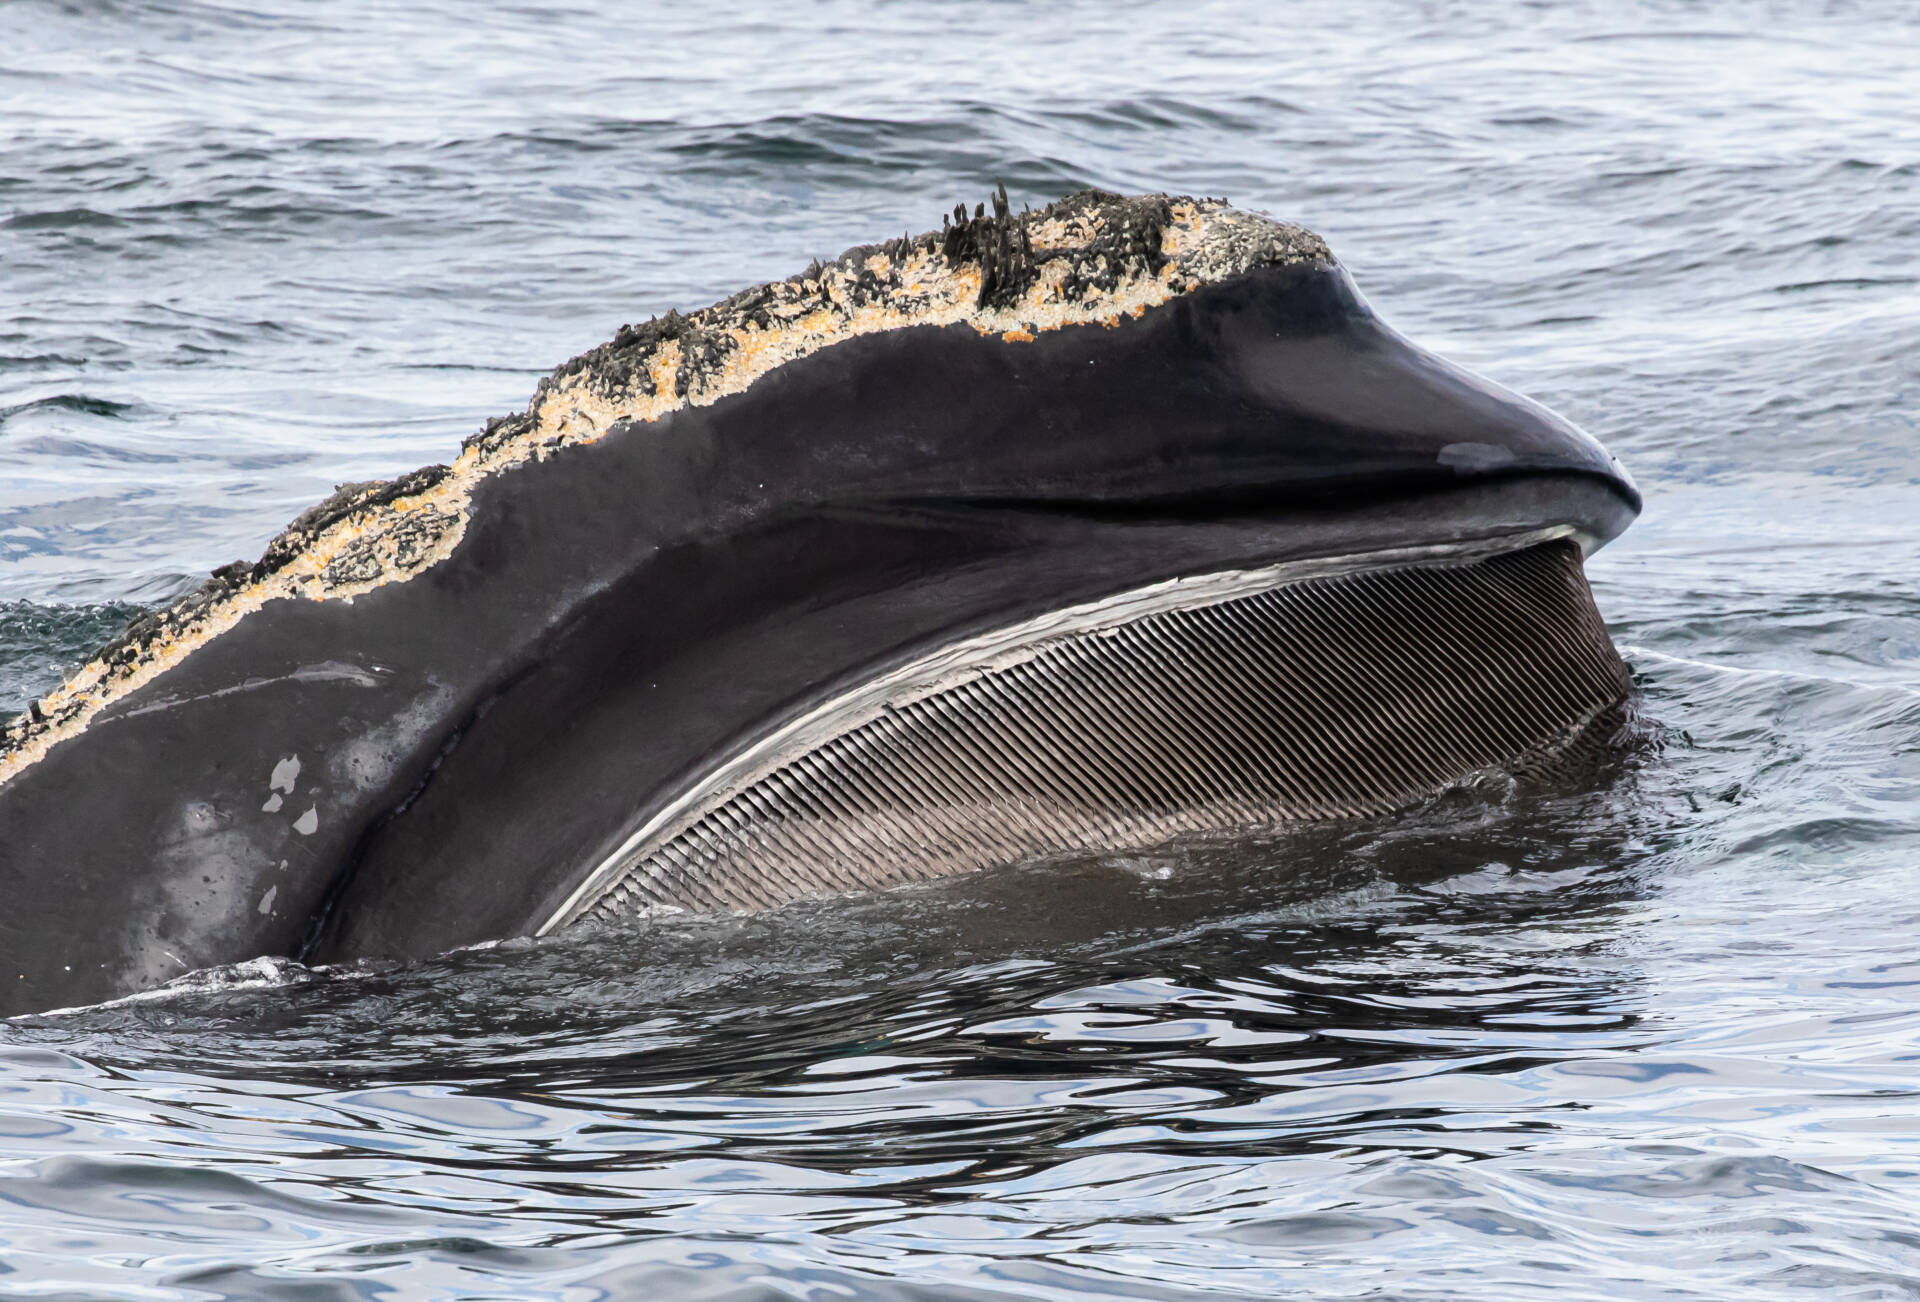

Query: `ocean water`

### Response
(4, 0, 1920, 1297)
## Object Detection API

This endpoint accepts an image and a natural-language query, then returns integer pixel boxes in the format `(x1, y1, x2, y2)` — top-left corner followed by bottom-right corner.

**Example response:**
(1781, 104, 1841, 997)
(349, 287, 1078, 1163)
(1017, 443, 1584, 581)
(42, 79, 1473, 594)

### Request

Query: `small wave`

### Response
(1569, 28, 1816, 45)
(4, 434, 177, 465)
(652, 109, 1095, 193)
(1, 207, 126, 231)
(24, 956, 319, 1020)
(0, 353, 88, 372)
(1771, 276, 1918, 295)
(1623, 646, 1920, 703)
(1725, 814, 1914, 860)
(663, 114, 947, 168)
(1487, 112, 1585, 129)
(1055, 95, 1273, 134)
(0, 394, 134, 426)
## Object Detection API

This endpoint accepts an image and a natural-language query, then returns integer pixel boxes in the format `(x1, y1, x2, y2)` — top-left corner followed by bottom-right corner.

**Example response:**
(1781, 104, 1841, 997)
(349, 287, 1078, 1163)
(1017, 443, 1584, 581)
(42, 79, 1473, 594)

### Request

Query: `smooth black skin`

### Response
(0, 262, 1638, 1015)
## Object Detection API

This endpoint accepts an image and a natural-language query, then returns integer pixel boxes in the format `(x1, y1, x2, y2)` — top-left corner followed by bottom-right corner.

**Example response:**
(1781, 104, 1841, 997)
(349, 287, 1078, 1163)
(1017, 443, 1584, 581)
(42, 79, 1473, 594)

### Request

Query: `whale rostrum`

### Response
(1, 191, 1329, 782)
(0, 189, 1640, 1016)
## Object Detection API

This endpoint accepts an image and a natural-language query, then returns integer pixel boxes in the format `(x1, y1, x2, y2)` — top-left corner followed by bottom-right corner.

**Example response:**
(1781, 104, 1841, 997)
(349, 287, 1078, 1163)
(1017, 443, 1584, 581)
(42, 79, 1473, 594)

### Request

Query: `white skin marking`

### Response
(263, 755, 301, 813)
(258, 886, 277, 915)
(293, 807, 318, 836)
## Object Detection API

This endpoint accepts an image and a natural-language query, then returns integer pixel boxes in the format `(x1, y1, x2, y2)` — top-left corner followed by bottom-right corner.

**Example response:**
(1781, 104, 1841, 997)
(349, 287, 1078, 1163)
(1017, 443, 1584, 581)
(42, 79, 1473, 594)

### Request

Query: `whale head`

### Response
(0, 190, 1638, 1015)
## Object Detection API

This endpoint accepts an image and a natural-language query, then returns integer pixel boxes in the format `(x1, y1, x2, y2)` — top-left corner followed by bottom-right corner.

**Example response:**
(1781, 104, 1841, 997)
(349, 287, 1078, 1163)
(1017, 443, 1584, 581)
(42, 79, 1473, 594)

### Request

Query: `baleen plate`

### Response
(580, 540, 1628, 924)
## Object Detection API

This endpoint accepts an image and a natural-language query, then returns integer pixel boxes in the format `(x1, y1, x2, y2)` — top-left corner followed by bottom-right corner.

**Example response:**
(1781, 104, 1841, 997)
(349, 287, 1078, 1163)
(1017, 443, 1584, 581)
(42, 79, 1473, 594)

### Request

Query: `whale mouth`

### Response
(0, 191, 1646, 1016)
(546, 530, 1629, 930)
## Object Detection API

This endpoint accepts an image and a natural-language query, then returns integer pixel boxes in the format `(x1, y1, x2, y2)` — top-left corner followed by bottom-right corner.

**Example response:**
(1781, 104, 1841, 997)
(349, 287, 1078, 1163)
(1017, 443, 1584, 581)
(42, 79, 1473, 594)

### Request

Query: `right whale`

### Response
(0, 190, 1639, 1015)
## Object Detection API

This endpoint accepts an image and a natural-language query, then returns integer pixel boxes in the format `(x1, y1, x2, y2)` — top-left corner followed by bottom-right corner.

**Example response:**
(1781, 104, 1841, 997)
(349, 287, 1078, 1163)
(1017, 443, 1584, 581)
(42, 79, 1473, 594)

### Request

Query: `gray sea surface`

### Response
(4, 1, 1920, 1297)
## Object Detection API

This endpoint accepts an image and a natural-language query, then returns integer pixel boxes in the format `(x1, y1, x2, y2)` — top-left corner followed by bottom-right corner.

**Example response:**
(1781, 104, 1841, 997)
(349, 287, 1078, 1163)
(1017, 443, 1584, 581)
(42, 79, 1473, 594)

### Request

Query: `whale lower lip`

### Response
(0, 190, 1641, 1016)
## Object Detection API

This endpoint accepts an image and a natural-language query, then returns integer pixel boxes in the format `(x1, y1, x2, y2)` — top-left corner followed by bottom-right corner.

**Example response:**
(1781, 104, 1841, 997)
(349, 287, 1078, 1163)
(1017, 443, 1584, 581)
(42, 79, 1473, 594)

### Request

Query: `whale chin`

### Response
(0, 190, 1641, 1016)
(550, 533, 1626, 930)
